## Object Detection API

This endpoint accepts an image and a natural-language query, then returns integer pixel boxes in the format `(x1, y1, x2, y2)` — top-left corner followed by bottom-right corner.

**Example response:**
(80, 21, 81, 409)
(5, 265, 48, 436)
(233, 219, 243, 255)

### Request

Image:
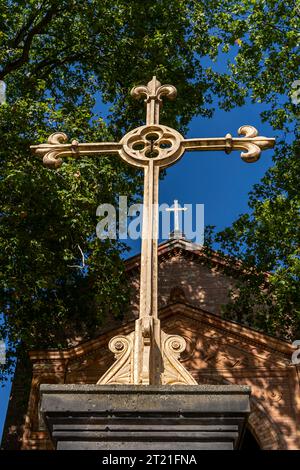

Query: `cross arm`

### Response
(182, 125, 275, 163)
(30, 132, 122, 169)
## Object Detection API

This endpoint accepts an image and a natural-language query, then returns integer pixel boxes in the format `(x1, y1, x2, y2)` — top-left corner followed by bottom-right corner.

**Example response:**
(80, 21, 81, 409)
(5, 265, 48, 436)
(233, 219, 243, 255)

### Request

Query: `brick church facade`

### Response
(2, 238, 300, 449)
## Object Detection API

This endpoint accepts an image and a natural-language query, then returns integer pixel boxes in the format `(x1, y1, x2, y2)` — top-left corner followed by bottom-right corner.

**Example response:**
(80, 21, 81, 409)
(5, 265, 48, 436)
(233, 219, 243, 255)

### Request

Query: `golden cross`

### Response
(31, 76, 275, 386)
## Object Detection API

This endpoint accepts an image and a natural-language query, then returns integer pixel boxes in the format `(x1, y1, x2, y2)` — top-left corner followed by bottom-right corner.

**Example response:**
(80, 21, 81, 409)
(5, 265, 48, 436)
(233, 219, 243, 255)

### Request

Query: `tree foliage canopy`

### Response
(0, 0, 299, 380)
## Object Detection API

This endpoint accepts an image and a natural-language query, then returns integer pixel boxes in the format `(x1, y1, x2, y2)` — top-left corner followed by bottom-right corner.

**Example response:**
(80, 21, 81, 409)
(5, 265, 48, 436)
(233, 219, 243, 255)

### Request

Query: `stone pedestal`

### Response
(40, 384, 251, 450)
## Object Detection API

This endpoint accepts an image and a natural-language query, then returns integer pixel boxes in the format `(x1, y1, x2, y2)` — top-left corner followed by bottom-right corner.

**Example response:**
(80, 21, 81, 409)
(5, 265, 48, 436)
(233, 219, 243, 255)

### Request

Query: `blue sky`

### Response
(125, 97, 275, 256)
(0, 375, 11, 442)
(0, 60, 278, 442)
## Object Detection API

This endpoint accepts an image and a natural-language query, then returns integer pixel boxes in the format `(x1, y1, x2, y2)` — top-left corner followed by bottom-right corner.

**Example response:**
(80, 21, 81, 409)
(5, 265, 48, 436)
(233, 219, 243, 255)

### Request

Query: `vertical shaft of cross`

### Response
(131, 77, 179, 382)
(134, 160, 161, 384)
(173, 200, 180, 232)
(140, 160, 159, 319)
(134, 159, 161, 385)
(146, 76, 161, 125)
(133, 77, 169, 383)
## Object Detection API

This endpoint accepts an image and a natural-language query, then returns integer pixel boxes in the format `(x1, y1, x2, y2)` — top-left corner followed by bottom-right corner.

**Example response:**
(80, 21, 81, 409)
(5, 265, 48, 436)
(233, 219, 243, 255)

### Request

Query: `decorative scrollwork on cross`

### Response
(131, 76, 177, 125)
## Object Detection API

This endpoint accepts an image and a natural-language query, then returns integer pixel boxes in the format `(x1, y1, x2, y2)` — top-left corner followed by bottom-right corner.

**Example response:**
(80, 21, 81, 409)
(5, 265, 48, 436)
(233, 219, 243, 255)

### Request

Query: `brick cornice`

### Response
(28, 320, 135, 363)
(29, 301, 293, 365)
(161, 302, 294, 358)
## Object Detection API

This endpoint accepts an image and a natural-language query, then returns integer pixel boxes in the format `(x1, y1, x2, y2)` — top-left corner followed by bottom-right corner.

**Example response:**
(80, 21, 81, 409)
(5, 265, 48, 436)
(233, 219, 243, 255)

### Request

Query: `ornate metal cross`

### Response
(31, 76, 275, 386)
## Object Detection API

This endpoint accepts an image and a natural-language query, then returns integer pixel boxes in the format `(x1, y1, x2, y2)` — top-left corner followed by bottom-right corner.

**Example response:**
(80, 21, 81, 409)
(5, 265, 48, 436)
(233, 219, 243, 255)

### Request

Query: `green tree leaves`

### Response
(0, 0, 299, 383)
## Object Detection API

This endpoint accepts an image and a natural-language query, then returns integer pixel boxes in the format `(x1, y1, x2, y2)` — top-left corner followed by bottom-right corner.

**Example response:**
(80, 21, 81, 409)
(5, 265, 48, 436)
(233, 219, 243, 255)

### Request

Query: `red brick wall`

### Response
(127, 252, 235, 318)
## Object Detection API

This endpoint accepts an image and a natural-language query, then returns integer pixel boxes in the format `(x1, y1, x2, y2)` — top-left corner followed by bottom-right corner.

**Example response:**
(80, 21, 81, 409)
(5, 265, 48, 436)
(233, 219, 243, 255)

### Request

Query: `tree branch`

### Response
(68, 244, 86, 270)
(0, 5, 58, 80)
(31, 52, 82, 78)
(10, 1, 48, 49)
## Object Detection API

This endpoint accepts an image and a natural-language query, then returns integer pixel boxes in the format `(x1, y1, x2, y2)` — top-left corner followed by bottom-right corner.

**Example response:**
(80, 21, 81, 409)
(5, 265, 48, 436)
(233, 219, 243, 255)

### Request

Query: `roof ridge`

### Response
(124, 237, 270, 279)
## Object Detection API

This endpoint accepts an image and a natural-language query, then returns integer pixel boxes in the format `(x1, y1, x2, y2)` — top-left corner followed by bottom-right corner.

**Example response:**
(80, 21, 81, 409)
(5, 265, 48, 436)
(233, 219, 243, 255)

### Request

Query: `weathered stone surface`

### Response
(40, 384, 251, 450)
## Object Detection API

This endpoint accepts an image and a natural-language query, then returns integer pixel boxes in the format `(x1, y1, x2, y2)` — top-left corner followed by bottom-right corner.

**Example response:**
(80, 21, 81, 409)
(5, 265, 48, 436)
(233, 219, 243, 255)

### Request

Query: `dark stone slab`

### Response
(40, 384, 251, 450)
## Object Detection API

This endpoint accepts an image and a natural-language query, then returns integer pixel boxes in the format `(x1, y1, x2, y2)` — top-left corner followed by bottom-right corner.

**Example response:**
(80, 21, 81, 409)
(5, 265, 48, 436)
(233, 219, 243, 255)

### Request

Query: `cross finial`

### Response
(166, 199, 187, 239)
(131, 76, 177, 125)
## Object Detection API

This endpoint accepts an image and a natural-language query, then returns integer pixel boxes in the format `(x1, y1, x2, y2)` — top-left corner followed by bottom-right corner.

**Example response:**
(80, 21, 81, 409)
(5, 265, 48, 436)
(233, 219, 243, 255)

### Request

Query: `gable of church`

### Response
(23, 302, 300, 450)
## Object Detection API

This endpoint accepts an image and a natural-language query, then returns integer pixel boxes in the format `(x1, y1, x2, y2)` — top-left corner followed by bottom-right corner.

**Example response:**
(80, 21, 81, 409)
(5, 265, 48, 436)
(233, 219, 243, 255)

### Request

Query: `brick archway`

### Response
(22, 375, 62, 450)
(247, 398, 286, 450)
(192, 374, 286, 450)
